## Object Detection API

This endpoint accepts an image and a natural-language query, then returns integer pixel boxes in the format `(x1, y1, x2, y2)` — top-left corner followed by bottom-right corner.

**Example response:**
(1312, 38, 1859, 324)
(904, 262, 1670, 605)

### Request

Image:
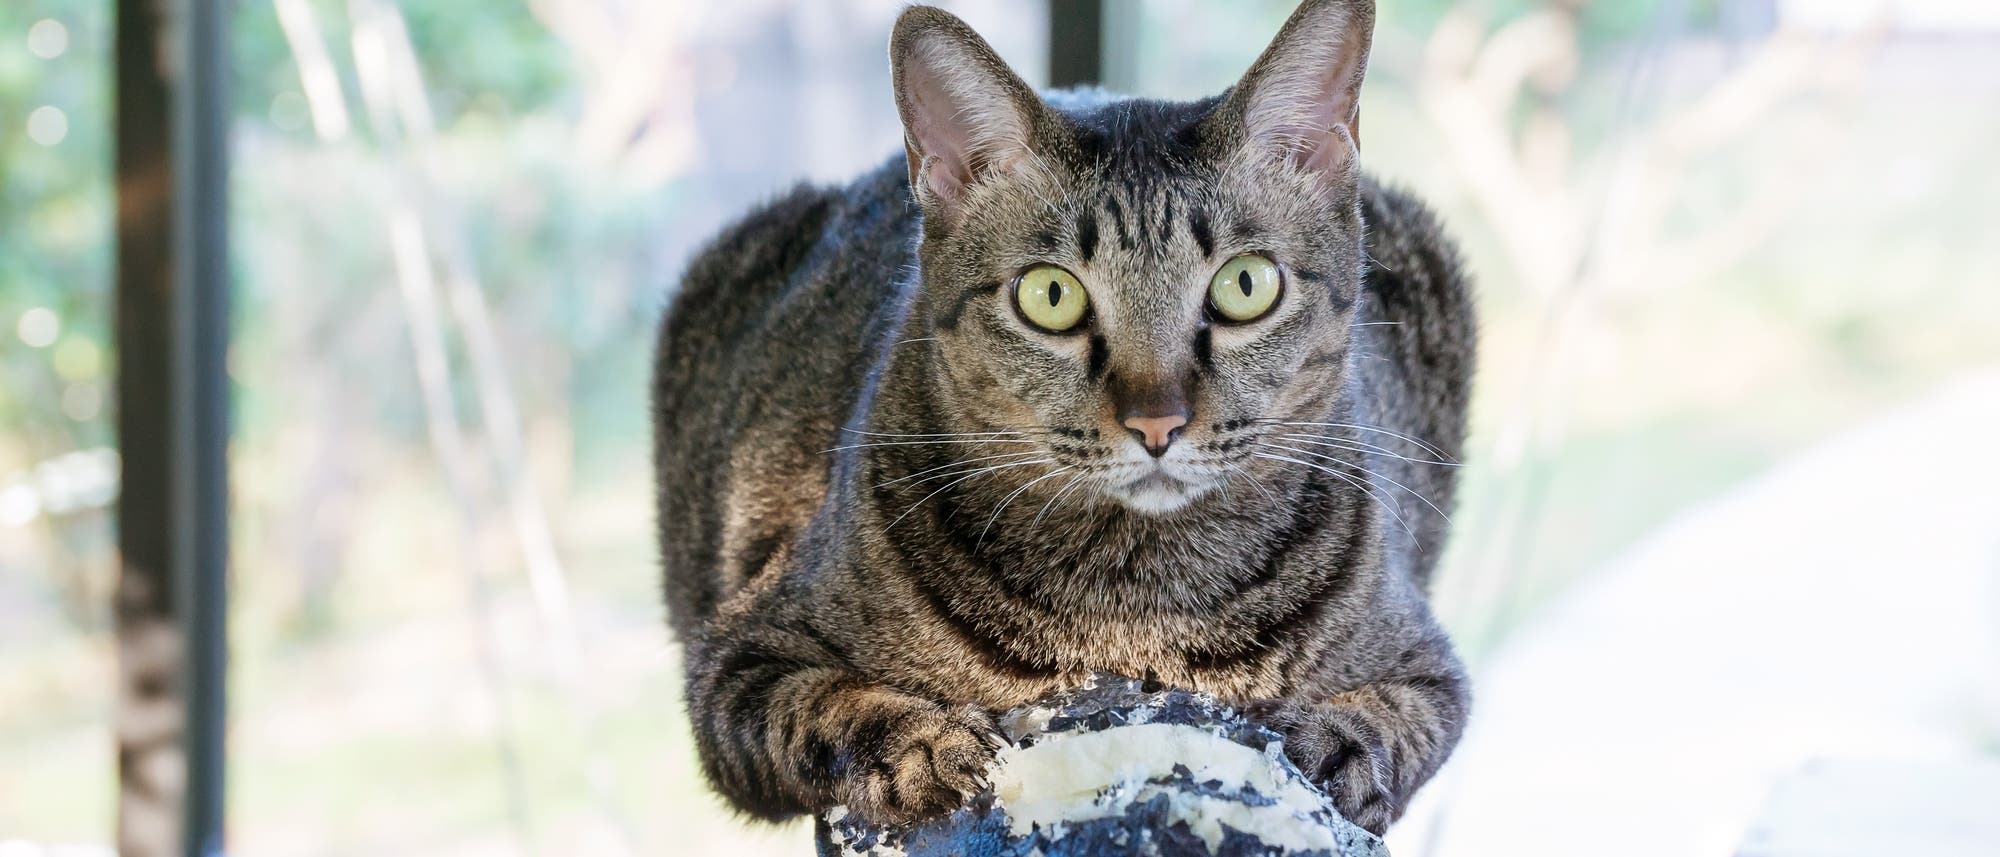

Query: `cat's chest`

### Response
(905, 605, 1322, 707)
(878, 552, 1352, 705)
(857, 489, 1374, 702)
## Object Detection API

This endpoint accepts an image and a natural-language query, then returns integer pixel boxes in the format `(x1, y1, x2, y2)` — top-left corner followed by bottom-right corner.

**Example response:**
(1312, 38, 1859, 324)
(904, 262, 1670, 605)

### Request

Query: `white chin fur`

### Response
(1112, 479, 1206, 515)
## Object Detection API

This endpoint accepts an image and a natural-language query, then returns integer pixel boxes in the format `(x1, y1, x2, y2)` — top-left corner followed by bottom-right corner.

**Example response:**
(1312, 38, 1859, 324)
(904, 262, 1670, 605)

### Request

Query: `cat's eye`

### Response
(1014, 265, 1090, 333)
(1208, 254, 1283, 322)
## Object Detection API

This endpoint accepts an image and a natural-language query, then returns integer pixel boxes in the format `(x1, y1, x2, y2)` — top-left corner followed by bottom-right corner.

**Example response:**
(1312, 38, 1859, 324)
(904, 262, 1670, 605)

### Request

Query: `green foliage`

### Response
(232, 0, 574, 133)
(0, 3, 111, 433)
(398, 0, 573, 120)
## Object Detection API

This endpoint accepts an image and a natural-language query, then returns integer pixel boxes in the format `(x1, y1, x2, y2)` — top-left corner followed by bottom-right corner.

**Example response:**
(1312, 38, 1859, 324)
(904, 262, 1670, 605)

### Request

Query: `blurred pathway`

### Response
(1394, 370, 2000, 857)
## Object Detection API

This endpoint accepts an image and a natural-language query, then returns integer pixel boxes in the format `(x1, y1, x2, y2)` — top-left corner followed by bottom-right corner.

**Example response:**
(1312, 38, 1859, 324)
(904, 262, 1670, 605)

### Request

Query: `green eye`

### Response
(1208, 254, 1283, 322)
(1014, 265, 1090, 333)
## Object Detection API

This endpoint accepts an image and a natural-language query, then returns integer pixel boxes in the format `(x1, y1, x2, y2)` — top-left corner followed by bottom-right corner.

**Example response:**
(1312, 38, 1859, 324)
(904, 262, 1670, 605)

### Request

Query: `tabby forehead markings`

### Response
(1228, 216, 1267, 247)
(1189, 206, 1216, 258)
(1102, 195, 1131, 250)
(1029, 226, 1061, 256)
(1075, 209, 1099, 264)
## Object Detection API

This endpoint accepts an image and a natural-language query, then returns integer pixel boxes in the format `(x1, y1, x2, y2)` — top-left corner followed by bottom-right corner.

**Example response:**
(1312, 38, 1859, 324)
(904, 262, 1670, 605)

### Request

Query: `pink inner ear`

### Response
(925, 153, 968, 203)
(1299, 118, 1358, 175)
(1293, 61, 1361, 174)
(1254, 114, 1355, 177)
(1237, 5, 1370, 179)
(904, 58, 978, 206)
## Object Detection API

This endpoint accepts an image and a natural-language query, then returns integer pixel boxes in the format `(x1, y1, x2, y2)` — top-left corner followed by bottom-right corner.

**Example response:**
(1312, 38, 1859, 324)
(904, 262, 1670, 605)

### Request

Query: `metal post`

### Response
(175, 1, 231, 854)
(115, 0, 230, 854)
(1048, 0, 1105, 88)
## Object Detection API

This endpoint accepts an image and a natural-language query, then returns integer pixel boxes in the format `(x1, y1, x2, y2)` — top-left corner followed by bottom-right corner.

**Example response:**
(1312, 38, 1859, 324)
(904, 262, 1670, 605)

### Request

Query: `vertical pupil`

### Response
(1238, 269, 1254, 297)
(1049, 282, 1062, 307)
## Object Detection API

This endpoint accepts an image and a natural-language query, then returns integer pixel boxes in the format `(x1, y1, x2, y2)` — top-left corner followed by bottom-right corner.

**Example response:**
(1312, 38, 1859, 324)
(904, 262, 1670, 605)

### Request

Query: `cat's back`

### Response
(653, 161, 919, 638)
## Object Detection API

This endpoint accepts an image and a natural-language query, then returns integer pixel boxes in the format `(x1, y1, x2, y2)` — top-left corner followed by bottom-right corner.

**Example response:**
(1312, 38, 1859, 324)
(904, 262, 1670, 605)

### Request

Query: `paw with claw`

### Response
(1245, 698, 1396, 835)
(840, 704, 1000, 826)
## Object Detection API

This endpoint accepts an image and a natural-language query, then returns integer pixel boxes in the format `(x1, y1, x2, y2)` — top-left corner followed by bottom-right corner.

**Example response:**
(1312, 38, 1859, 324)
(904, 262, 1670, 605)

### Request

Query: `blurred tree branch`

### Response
(1420, 3, 1883, 647)
(273, 0, 351, 141)
(525, 0, 706, 187)
(340, 0, 643, 850)
(1418, 4, 1878, 302)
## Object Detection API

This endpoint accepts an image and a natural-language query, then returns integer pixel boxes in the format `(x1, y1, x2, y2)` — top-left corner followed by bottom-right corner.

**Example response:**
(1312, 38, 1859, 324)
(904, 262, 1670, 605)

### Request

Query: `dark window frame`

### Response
(115, 0, 229, 854)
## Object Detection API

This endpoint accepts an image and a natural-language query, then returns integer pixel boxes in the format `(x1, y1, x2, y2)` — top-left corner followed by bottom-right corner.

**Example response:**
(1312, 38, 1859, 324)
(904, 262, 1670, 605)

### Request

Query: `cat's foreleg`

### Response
(1247, 627, 1469, 835)
(684, 608, 998, 825)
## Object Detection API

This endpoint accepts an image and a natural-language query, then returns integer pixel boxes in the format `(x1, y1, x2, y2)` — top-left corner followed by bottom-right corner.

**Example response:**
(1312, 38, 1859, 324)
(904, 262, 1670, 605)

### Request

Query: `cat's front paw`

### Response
(1243, 698, 1394, 835)
(841, 703, 998, 827)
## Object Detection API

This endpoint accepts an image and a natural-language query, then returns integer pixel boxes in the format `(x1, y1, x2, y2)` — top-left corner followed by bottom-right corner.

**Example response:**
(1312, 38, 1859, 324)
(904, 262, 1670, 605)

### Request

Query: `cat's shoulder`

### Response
(679, 182, 841, 290)
(1359, 177, 1459, 254)
(1358, 175, 1469, 293)
(676, 161, 912, 287)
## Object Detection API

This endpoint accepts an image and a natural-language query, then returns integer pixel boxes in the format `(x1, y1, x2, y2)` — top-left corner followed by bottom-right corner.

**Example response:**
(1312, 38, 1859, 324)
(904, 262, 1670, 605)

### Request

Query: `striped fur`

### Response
(655, 0, 1473, 835)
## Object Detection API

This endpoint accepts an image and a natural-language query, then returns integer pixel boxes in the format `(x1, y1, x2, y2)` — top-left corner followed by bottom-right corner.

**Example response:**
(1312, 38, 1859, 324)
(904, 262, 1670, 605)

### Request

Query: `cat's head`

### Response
(890, 0, 1373, 515)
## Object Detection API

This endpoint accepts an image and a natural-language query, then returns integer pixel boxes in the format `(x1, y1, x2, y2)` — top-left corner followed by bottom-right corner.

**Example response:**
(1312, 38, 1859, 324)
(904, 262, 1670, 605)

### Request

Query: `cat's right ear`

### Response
(890, 6, 1053, 225)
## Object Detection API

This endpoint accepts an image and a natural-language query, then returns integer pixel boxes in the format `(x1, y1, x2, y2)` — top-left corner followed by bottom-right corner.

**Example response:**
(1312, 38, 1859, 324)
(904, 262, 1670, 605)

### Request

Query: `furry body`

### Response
(656, 2, 1474, 835)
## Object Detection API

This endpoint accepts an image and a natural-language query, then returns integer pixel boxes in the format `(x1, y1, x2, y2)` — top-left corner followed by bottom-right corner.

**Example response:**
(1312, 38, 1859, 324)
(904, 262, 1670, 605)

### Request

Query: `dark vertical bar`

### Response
(115, 0, 230, 854)
(175, 0, 231, 855)
(1048, 0, 1105, 88)
(114, 0, 182, 854)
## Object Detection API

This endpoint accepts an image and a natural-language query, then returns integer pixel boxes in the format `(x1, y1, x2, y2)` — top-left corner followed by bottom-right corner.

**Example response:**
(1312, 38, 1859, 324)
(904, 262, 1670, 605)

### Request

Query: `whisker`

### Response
(1298, 430, 1447, 463)
(823, 438, 1044, 454)
(1271, 434, 1461, 467)
(1221, 460, 1281, 505)
(978, 466, 1076, 549)
(874, 450, 1047, 491)
(1031, 471, 1094, 528)
(1237, 422, 1409, 460)
(838, 427, 1039, 439)
(1250, 451, 1420, 548)
(1253, 420, 1456, 462)
(885, 458, 1052, 531)
(1258, 442, 1452, 523)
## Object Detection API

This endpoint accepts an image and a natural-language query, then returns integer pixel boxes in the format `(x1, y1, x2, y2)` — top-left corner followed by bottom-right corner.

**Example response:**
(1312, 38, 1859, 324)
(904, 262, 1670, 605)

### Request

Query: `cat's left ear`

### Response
(890, 6, 1058, 225)
(1209, 0, 1375, 181)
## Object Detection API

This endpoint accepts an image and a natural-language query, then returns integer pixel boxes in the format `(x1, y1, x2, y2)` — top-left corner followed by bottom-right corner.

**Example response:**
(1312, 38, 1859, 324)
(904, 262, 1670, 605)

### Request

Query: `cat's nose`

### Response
(1123, 413, 1189, 457)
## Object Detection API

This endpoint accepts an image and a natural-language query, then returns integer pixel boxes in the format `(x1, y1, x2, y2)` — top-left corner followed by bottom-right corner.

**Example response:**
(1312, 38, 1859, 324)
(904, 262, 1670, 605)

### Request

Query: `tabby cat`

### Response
(654, 0, 1474, 836)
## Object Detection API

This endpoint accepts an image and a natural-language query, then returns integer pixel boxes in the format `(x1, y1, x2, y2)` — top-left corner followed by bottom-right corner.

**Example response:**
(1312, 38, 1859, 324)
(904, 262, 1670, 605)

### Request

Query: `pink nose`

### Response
(1123, 413, 1189, 457)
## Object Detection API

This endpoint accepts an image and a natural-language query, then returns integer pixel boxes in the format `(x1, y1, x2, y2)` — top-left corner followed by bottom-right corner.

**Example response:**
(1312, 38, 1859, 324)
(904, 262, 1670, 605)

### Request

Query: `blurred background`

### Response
(2, 0, 1995, 855)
